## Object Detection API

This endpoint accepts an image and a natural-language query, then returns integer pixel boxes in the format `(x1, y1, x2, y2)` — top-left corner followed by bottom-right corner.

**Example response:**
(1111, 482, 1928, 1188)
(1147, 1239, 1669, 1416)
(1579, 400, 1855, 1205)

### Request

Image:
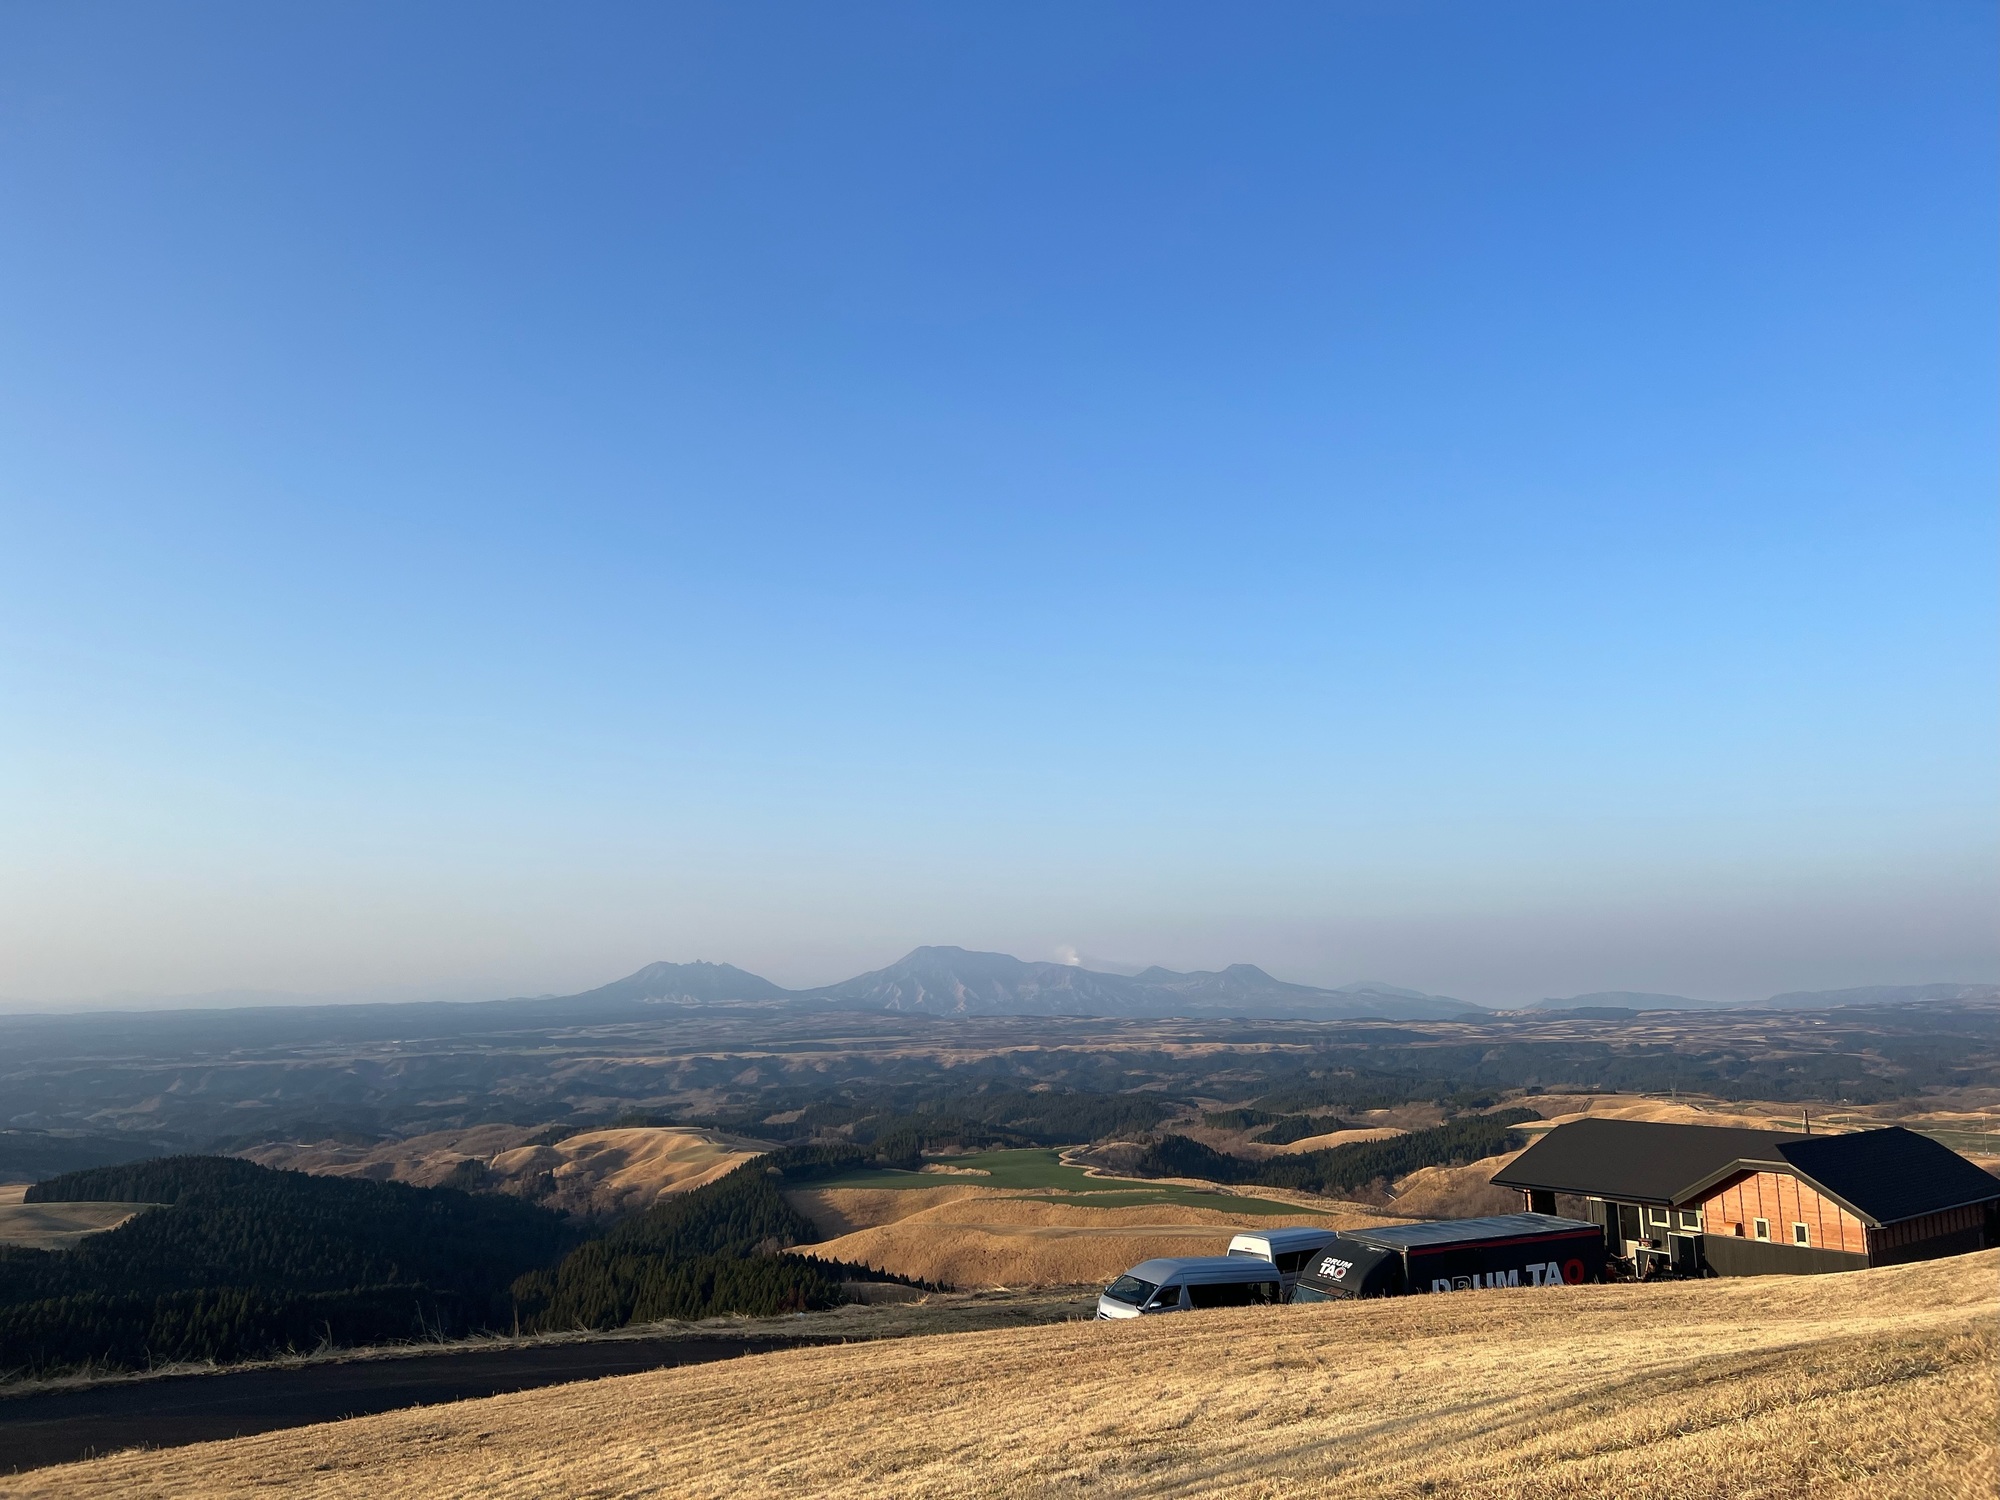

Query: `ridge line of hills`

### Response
(558, 948, 1998, 1021)
(566, 947, 1480, 1020)
(5, 947, 1994, 1026)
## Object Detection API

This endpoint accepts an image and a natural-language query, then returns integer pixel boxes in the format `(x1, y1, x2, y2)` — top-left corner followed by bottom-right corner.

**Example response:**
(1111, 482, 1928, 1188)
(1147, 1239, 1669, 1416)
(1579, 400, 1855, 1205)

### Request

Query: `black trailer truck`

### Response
(1291, 1212, 1607, 1301)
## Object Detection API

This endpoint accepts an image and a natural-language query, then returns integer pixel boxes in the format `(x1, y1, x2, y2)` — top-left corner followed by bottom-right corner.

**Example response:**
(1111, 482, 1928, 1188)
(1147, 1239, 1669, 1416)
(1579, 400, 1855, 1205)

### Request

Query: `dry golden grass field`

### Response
(483, 1127, 764, 1216)
(245, 1126, 766, 1217)
(238, 1124, 540, 1185)
(1377, 1151, 1527, 1218)
(14, 1249, 1993, 1500)
(0, 1185, 150, 1250)
(791, 1186, 1401, 1287)
(1261, 1124, 1406, 1153)
(1522, 1093, 1804, 1129)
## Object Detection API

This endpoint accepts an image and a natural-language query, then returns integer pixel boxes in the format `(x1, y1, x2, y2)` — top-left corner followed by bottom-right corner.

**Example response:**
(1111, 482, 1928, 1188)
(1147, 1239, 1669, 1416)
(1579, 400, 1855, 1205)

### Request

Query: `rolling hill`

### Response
(241, 1125, 767, 1219)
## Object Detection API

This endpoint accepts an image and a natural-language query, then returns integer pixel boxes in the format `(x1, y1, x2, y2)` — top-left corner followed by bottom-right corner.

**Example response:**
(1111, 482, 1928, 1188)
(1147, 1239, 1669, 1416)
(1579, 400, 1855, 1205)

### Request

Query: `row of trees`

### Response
(4, 1149, 919, 1375)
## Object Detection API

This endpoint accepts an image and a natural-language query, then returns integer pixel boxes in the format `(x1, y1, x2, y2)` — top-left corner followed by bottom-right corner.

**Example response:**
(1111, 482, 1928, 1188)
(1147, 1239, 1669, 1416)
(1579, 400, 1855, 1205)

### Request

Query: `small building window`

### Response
(1648, 1208, 1669, 1226)
(1753, 1218, 1770, 1241)
(1677, 1210, 1701, 1231)
(1792, 1223, 1810, 1247)
(1731, 1222, 1745, 1237)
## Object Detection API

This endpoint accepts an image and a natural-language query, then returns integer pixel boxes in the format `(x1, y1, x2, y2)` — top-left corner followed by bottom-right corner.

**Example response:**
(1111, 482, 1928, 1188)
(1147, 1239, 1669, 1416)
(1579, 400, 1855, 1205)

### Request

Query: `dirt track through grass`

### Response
(12, 1250, 1994, 1499)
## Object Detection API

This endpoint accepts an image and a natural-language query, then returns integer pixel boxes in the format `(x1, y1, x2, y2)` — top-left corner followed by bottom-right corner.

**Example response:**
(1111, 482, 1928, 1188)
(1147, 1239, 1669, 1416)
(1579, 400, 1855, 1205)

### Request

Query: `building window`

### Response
(1753, 1219, 1770, 1241)
(1731, 1222, 1745, 1237)
(1677, 1210, 1701, 1231)
(1792, 1223, 1810, 1247)
(1649, 1208, 1669, 1226)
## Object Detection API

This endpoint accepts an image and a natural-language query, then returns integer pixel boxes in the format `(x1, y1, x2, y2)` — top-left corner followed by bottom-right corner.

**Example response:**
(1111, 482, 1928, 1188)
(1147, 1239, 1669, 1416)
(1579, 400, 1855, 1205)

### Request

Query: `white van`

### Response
(1096, 1255, 1283, 1319)
(1225, 1225, 1344, 1299)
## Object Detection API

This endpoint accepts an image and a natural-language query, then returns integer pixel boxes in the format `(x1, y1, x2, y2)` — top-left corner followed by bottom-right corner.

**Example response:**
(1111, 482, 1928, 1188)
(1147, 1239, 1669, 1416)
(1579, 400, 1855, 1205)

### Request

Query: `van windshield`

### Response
(1103, 1275, 1158, 1306)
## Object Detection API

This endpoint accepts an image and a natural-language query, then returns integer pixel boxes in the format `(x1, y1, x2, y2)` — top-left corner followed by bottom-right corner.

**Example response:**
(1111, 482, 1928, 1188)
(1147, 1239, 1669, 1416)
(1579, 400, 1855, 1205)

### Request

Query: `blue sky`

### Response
(1, 2, 1993, 1006)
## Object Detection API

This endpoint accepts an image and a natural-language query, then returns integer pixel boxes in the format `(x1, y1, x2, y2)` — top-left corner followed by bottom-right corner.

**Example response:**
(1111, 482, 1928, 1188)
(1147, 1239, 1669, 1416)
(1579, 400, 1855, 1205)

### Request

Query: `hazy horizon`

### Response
(4, 5, 1994, 1012)
(3, 944, 1993, 1017)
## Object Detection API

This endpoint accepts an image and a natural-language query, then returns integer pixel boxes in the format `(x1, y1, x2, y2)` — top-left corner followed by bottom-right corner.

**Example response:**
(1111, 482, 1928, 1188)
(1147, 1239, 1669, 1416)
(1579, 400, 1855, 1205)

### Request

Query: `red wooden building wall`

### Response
(1696, 1170, 1867, 1255)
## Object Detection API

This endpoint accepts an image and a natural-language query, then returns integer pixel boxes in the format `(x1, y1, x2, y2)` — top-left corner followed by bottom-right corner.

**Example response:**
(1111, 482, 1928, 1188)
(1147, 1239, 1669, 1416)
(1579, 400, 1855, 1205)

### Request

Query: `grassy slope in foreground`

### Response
(19, 1250, 1995, 1500)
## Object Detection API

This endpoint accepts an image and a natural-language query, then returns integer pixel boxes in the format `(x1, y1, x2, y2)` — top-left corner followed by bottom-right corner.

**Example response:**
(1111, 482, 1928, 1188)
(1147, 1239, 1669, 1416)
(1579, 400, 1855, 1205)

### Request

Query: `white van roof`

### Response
(1122, 1256, 1282, 1284)
(1226, 1225, 1343, 1257)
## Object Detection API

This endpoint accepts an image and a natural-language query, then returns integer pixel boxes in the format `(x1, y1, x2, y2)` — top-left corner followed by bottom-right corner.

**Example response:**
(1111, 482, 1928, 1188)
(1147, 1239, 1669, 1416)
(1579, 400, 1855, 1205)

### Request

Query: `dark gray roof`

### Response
(1346, 1212, 1600, 1250)
(1767, 1129, 2000, 1225)
(1491, 1118, 1806, 1204)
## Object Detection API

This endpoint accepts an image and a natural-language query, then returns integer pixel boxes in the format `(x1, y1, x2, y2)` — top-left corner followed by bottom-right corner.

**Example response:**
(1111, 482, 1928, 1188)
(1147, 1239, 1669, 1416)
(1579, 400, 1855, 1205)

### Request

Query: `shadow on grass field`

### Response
(0, 1289, 1090, 1476)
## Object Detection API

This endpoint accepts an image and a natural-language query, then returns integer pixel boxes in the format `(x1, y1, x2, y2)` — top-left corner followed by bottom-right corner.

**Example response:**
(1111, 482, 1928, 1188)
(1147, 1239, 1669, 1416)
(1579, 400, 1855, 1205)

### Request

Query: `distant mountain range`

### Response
(13, 957, 1994, 1026)
(815, 948, 1483, 1020)
(568, 947, 1485, 1021)
(557, 955, 2000, 1022)
(557, 954, 2000, 1022)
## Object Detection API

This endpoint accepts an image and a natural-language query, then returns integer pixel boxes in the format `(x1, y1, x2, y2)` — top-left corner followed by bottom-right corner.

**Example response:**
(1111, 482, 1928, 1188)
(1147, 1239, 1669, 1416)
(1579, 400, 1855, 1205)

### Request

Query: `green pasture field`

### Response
(806, 1148, 1337, 1218)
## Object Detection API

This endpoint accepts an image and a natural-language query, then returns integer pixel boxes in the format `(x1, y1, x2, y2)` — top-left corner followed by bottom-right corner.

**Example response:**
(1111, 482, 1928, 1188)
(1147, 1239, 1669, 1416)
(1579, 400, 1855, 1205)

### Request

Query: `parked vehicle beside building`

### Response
(1095, 1255, 1284, 1319)
(1224, 1225, 1343, 1299)
(1290, 1212, 1606, 1301)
